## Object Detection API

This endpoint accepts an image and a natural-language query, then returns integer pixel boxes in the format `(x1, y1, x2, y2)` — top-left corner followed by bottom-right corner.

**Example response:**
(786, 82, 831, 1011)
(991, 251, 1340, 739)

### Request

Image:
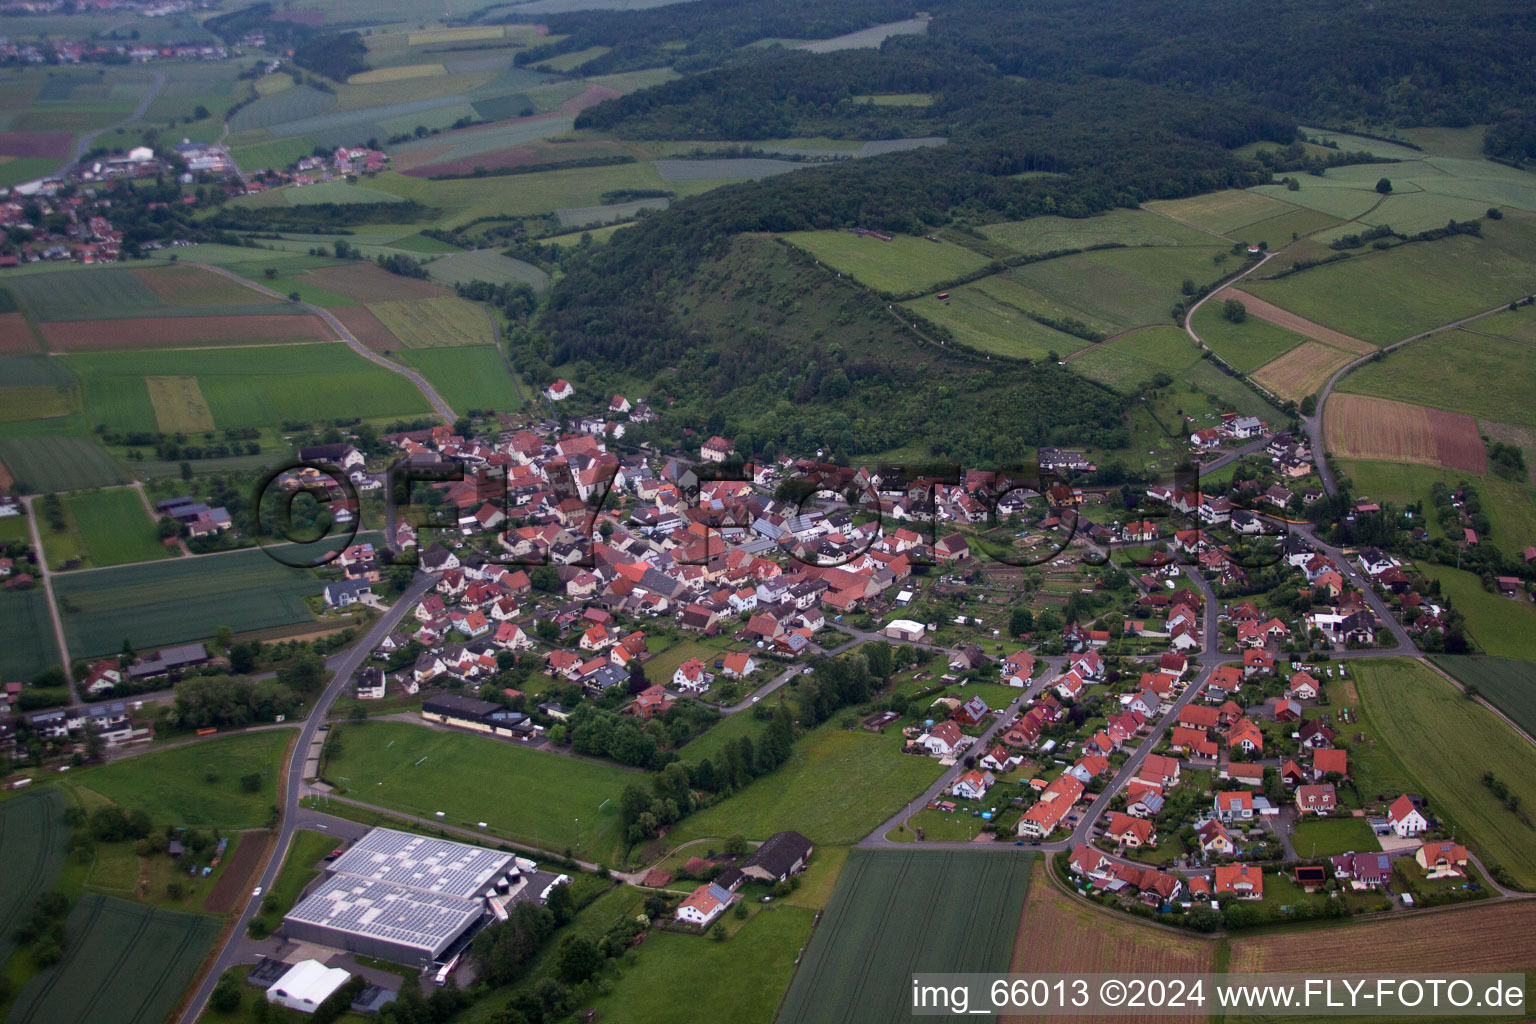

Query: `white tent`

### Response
(267, 960, 350, 1014)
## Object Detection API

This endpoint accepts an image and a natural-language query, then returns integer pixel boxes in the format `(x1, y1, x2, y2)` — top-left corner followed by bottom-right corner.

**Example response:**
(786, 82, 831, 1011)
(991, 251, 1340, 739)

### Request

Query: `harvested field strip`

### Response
(367, 295, 493, 348)
(1004, 865, 1210, 1024)
(332, 305, 401, 352)
(1217, 288, 1374, 353)
(41, 314, 334, 350)
(1230, 892, 1536, 975)
(1250, 341, 1355, 401)
(146, 375, 214, 433)
(1325, 393, 1487, 473)
(0, 130, 73, 158)
(0, 311, 38, 352)
(202, 829, 268, 913)
(303, 263, 452, 302)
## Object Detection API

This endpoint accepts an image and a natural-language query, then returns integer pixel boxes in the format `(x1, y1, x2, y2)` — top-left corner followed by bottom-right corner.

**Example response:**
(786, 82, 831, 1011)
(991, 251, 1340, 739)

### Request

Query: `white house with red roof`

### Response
(1387, 794, 1428, 837)
(672, 658, 712, 693)
(545, 379, 574, 401)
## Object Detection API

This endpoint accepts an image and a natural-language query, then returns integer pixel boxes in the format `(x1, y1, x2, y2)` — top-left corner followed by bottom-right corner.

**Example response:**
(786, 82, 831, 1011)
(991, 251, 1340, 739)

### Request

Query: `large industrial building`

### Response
(282, 827, 518, 966)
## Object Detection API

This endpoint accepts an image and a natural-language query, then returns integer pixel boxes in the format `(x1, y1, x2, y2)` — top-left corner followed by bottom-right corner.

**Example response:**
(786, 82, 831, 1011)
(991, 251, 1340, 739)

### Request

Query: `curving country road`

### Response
(68, 70, 165, 168)
(178, 572, 437, 1024)
(178, 261, 457, 423)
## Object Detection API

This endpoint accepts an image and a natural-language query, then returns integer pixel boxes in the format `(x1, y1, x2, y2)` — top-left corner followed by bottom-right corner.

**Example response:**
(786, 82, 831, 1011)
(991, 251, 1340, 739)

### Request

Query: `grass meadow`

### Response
(1338, 323, 1536, 429)
(1417, 563, 1536, 660)
(982, 208, 1223, 253)
(1192, 301, 1313, 372)
(1337, 459, 1536, 549)
(782, 230, 994, 295)
(322, 720, 638, 862)
(1353, 658, 1536, 889)
(71, 729, 293, 829)
(667, 719, 944, 846)
(64, 488, 171, 568)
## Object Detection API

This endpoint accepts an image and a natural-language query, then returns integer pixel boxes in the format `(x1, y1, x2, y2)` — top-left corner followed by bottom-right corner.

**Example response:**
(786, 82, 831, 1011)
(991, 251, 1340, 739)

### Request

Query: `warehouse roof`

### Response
(328, 827, 513, 898)
(284, 876, 484, 957)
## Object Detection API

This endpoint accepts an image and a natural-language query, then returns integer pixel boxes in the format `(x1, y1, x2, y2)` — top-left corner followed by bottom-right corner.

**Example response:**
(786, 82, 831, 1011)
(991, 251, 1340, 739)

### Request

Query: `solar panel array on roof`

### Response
(284, 876, 483, 956)
(283, 827, 516, 962)
(328, 827, 513, 898)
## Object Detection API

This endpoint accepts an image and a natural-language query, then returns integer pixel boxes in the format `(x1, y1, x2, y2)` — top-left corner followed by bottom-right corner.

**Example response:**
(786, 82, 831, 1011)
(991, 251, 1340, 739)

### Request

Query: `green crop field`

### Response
(1417, 563, 1536, 660)
(573, 903, 815, 1024)
(1337, 460, 1536, 549)
(322, 721, 637, 862)
(1193, 300, 1314, 372)
(1069, 327, 1201, 390)
(1006, 244, 1230, 330)
(6, 893, 220, 1024)
(0, 788, 68, 968)
(0, 437, 128, 492)
(1338, 325, 1536, 429)
(1144, 189, 1308, 236)
(367, 296, 495, 348)
(396, 346, 524, 412)
(63, 344, 433, 431)
(779, 849, 1033, 1024)
(0, 588, 61, 681)
(1353, 658, 1536, 889)
(1244, 214, 1536, 345)
(782, 230, 994, 296)
(72, 729, 292, 829)
(7, 267, 166, 322)
(982, 208, 1222, 254)
(425, 250, 551, 291)
(1290, 816, 1380, 859)
(668, 720, 944, 846)
(65, 488, 171, 568)
(51, 547, 324, 656)
(1431, 656, 1536, 739)
(284, 180, 409, 206)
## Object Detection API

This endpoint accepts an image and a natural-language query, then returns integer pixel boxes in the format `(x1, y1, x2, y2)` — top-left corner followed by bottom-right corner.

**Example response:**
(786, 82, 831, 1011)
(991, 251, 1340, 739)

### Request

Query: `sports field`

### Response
(63, 344, 433, 432)
(396, 345, 524, 412)
(778, 849, 1034, 1024)
(668, 721, 945, 846)
(0, 788, 68, 968)
(322, 720, 636, 862)
(367, 295, 495, 348)
(783, 230, 994, 295)
(51, 546, 323, 656)
(6, 893, 221, 1024)
(0, 436, 127, 492)
(1431, 656, 1536, 739)
(1354, 658, 1536, 889)
(982, 208, 1222, 254)
(1324, 394, 1486, 473)
(64, 487, 171, 568)
(74, 729, 292, 828)
(1243, 215, 1536, 345)
(1338, 322, 1536, 430)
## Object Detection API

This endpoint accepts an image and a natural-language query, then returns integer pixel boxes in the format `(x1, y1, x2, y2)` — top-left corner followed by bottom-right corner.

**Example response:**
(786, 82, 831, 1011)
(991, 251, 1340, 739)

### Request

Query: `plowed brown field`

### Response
(332, 305, 400, 352)
(0, 312, 37, 353)
(42, 314, 334, 350)
(304, 263, 451, 302)
(1325, 393, 1487, 473)
(1004, 867, 1212, 1024)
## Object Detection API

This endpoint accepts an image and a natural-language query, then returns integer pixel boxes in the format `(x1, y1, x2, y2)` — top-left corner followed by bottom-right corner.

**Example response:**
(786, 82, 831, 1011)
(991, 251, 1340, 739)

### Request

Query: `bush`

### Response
(210, 975, 242, 1013)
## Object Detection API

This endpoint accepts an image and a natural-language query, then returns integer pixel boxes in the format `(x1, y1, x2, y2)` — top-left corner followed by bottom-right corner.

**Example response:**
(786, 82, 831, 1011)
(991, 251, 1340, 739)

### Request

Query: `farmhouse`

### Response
(676, 883, 735, 926)
(741, 831, 813, 883)
(282, 828, 516, 966)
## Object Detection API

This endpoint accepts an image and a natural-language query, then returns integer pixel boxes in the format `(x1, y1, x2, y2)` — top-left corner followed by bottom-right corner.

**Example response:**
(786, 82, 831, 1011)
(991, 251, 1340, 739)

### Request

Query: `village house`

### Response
(1214, 863, 1264, 900)
(1387, 794, 1429, 837)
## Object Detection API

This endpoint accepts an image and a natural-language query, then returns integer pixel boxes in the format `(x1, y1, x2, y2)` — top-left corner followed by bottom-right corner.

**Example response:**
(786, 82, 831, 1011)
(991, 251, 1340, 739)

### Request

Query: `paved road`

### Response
(20, 494, 76, 701)
(1182, 251, 1275, 352)
(1304, 300, 1521, 495)
(178, 572, 437, 1024)
(180, 261, 457, 423)
(69, 70, 164, 167)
